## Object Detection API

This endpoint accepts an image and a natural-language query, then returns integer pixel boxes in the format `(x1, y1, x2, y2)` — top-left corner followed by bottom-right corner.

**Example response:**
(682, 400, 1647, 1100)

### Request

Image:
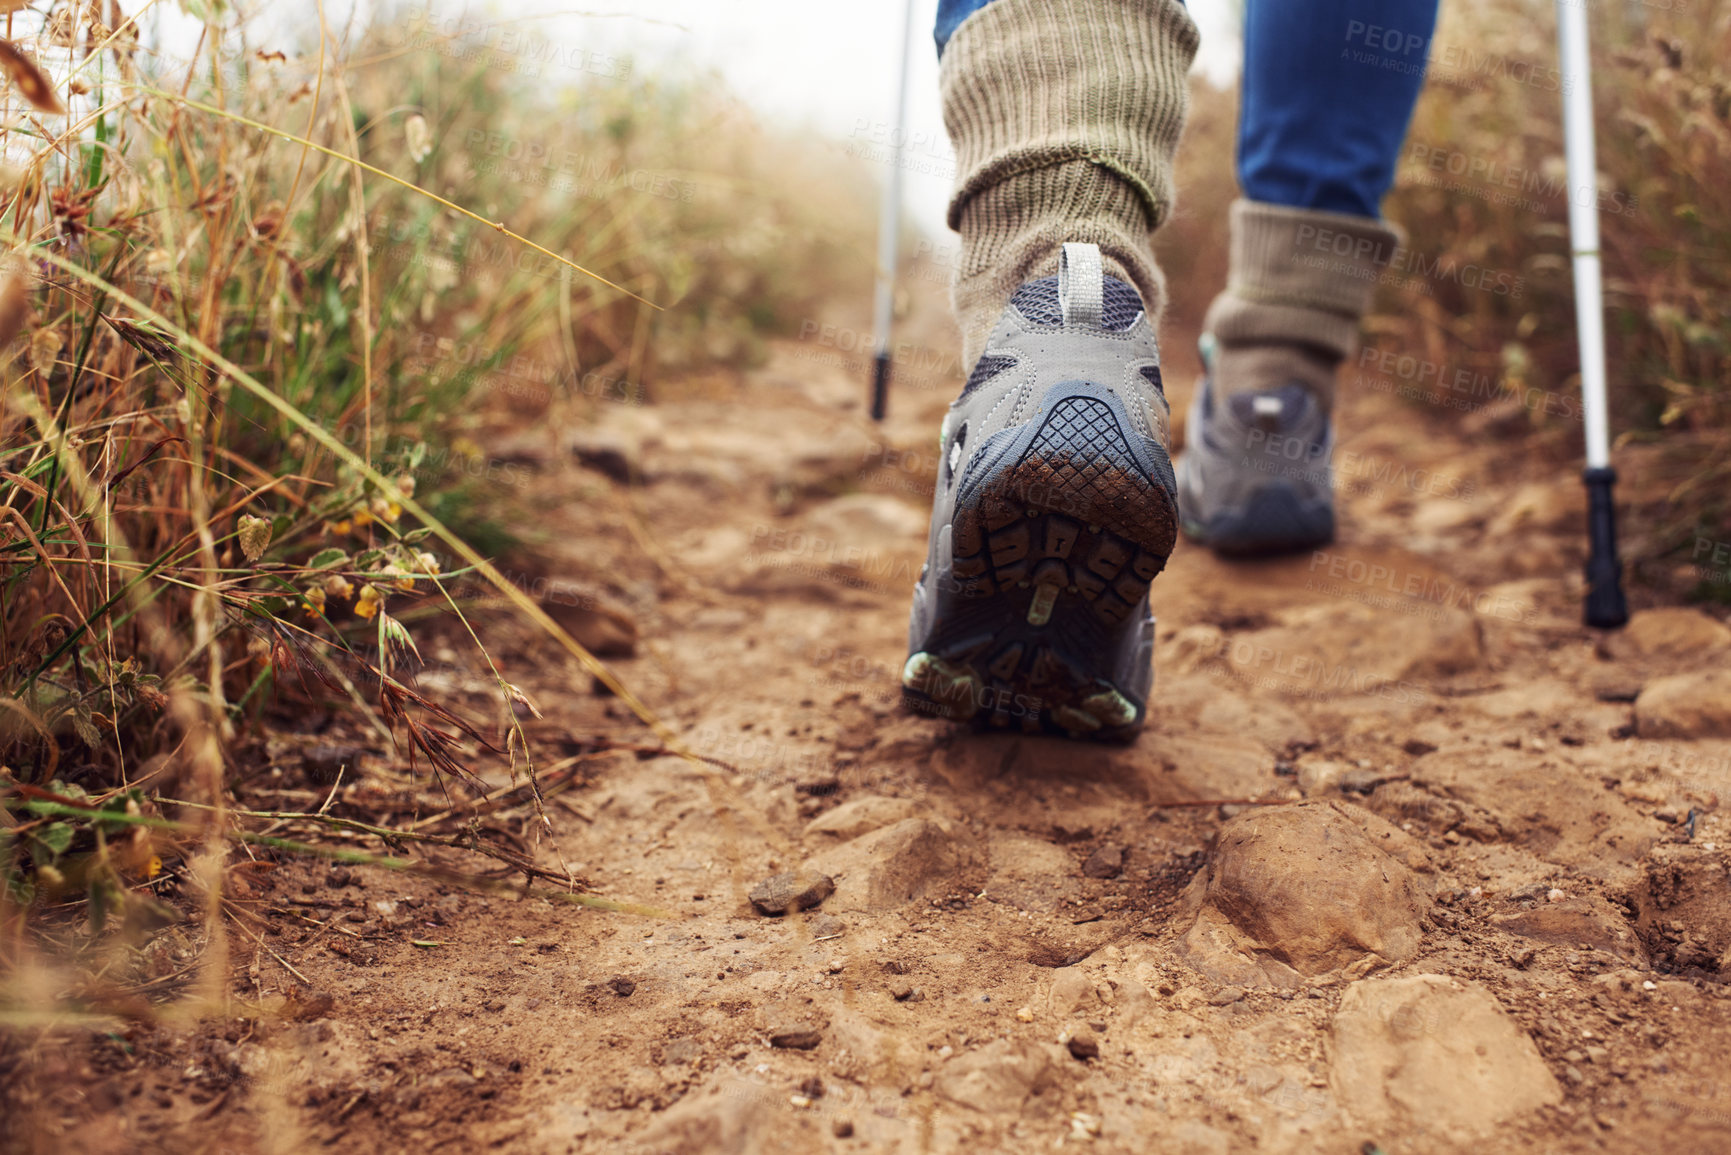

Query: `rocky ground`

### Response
(8, 286, 1731, 1154)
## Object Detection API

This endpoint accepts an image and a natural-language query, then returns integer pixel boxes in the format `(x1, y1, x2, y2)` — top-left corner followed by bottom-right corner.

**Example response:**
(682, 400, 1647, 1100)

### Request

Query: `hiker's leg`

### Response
(904, 0, 1198, 738)
(1177, 0, 1439, 554)
(1207, 0, 1441, 409)
(1239, 0, 1438, 218)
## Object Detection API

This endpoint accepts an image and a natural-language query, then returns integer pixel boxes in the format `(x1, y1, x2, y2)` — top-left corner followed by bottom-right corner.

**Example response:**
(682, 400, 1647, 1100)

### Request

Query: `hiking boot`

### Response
(902, 243, 1177, 741)
(1174, 333, 1336, 555)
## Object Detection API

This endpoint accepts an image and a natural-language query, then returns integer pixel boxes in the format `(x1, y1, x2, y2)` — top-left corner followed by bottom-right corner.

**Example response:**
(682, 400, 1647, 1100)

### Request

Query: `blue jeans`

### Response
(934, 0, 1439, 219)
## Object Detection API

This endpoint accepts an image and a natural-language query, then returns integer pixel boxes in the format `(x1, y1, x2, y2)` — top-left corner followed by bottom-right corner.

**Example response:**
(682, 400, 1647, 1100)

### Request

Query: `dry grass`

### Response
(0, 0, 876, 1034)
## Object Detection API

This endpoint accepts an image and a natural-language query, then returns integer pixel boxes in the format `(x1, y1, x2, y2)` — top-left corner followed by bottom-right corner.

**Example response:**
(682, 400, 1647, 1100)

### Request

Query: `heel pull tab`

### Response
(1058, 243, 1103, 329)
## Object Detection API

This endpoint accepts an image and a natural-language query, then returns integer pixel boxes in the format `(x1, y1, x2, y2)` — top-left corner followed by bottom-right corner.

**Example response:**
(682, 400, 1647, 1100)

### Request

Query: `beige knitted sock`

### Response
(1202, 199, 1402, 414)
(941, 0, 1199, 369)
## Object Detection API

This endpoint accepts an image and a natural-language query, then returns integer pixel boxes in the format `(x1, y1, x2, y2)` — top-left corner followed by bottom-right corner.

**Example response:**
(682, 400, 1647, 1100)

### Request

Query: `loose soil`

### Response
(7, 281, 1731, 1155)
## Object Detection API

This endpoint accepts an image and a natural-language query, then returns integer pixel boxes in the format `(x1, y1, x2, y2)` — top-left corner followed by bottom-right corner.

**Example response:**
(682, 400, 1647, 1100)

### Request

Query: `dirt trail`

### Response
(18, 285, 1731, 1154)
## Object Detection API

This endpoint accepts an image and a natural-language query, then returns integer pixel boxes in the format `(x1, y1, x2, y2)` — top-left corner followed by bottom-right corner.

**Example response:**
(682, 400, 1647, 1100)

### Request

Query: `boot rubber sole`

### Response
(903, 387, 1176, 741)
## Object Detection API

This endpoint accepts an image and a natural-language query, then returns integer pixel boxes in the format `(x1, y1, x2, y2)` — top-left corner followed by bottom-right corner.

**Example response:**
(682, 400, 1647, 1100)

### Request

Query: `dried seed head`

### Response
(405, 113, 431, 164)
(237, 514, 273, 561)
(0, 38, 66, 114)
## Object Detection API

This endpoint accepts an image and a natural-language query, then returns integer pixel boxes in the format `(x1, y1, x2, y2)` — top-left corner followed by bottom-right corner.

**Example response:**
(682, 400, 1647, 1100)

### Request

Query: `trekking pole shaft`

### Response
(1556, 0, 1628, 627)
(870, 0, 917, 421)
(1557, 0, 1610, 471)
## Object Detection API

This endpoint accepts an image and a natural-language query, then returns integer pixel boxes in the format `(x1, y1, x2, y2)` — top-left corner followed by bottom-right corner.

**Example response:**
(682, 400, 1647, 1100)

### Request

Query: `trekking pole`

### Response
(870, 0, 917, 421)
(1555, 0, 1629, 628)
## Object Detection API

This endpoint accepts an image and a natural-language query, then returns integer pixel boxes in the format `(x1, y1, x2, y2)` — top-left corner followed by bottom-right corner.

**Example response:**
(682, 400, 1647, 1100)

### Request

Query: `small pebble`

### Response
(1016, 1006, 1035, 1022)
(1082, 845, 1124, 879)
(833, 1119, 854, 1138)
(609, 977, 636, 997)
(749, 871, 835, 916)
(769, 1024, 823, 1050)
(1066, 1029, 1099, 1061)
(1207, 986, 1246, 1006)
(1548, 888, 1567, 903)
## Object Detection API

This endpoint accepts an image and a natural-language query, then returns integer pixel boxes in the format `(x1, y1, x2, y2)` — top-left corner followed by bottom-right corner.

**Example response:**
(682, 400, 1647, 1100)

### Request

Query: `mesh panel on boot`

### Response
(1100, 277, 1146, 331)
(1008, 275, 1144, 332)
(959, 354, 1019, 399)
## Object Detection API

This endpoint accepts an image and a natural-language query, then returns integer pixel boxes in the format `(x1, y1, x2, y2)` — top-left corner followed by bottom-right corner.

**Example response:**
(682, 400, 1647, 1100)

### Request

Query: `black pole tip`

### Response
(870, 352, 891, 422)
(1582, 466, 1630, 630)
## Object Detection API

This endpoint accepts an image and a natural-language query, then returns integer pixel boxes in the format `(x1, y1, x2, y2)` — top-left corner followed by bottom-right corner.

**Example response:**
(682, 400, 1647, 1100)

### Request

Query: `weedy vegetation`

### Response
(0, 0, 873, 1048)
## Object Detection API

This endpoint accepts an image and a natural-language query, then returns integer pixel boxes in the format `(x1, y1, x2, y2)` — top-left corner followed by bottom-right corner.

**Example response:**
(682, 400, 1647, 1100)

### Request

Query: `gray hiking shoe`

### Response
(902, 243, 1178, 741)
(1174, 335, 1336, 555)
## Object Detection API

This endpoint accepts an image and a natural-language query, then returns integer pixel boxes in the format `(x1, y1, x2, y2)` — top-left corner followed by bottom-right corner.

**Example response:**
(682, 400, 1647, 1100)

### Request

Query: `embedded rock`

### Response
(807, 817, 978, 912)
(1331, 974, 1561, 1139)
(1490, 895, 1647, 965)
(1177, 801, 1425, 985)
(934, 1040, 1063, 1115)
(803, 795, 920, 841)
(1636, 670, 1731, 739)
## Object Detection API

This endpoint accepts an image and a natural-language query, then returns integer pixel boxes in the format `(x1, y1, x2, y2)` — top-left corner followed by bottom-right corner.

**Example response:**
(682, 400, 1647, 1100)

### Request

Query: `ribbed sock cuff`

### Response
(952, 161, 1166, 367)
(941, 0, 1198, 367)
(1203, 199, 1402, 364)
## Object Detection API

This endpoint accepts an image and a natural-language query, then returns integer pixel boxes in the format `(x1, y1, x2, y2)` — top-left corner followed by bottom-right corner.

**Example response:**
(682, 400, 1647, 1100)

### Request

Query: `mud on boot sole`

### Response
(903, 391, 1177, 741)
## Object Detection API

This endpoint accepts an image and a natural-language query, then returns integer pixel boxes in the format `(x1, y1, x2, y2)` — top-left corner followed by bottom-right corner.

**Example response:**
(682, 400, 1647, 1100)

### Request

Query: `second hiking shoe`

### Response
(902, 243, 1177, 741)
(1175, 335, 1337, 555)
